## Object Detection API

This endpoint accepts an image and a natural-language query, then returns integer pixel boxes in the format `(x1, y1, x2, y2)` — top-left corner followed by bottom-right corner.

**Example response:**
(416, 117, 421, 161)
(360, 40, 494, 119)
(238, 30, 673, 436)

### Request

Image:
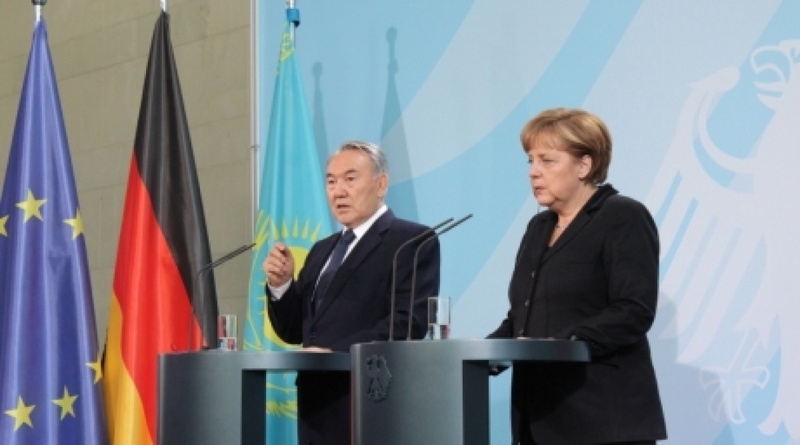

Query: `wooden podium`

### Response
(157, 350, 350, 445)
(351, 339, 589, 445)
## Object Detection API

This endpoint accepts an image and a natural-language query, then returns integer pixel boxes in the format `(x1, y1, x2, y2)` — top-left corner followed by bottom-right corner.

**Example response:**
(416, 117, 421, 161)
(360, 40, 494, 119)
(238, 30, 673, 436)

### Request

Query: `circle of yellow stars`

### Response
(0, 188, 83, 239)
(3, 354, 103, 431)
(2, 189, 96, 432)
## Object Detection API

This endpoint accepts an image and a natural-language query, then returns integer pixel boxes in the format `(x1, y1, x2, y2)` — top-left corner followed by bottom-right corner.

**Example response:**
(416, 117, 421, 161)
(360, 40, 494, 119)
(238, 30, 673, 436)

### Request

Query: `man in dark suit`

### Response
(263, 140, 441, 445)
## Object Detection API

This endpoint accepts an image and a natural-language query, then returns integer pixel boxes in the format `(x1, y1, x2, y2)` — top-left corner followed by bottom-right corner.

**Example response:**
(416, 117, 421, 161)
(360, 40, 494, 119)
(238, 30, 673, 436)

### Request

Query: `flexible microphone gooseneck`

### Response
(388, 218, 454, 341)
(187, 242, 256, 351)
(406, 214, 473, 340)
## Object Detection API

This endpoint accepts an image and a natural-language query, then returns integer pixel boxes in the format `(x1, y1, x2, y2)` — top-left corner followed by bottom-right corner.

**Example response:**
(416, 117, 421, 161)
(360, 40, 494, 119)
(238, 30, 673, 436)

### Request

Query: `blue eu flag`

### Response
(0, 19, 108, 445)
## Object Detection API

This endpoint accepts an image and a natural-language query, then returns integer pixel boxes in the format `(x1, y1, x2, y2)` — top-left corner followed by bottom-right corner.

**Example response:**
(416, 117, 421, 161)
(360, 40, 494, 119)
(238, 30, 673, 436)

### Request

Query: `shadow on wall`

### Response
(651, 295, 734, 444)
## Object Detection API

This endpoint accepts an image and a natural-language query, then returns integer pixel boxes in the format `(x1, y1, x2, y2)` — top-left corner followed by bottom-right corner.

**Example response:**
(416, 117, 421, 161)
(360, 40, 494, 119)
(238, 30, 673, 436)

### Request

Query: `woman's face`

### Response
(526, 137, 591, 212)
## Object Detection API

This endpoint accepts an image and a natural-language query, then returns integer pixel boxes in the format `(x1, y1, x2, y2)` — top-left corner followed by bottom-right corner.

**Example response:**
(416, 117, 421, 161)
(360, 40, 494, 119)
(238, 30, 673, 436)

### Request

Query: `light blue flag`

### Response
(0, 19, 108, 444)
(244, 9, 333, 444)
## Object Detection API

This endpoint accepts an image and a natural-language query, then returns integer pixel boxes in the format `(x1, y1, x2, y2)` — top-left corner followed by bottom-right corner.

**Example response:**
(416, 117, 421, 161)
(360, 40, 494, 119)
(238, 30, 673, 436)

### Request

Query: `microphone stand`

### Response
(407, 214, 473, 340)
(187, 242, 255, 351)
(388, 218, 453, 341)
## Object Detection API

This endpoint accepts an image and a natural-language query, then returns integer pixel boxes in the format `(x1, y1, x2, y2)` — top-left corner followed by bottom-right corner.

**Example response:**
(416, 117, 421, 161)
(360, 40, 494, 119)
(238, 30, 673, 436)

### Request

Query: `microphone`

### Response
(407, 214, 473, 340)
(388, 217, 454, 341)
(187, 242, 256, 351)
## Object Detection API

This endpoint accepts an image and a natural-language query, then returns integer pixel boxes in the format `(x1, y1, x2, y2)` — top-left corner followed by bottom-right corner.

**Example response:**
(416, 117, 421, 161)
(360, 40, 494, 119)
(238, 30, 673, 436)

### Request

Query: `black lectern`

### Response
(351, 339, 589, 445)
(158, 350, 350, 445)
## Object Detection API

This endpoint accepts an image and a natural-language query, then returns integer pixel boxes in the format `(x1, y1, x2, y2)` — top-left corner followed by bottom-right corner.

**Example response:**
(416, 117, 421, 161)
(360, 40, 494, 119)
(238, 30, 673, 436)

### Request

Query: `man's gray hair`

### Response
(331, 140, 389, 177)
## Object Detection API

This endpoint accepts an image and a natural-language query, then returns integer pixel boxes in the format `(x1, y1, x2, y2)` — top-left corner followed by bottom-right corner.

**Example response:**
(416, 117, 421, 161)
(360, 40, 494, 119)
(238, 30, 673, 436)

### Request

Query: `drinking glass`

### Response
(427, 296, 451, 340)
(217, 314, 238, 351)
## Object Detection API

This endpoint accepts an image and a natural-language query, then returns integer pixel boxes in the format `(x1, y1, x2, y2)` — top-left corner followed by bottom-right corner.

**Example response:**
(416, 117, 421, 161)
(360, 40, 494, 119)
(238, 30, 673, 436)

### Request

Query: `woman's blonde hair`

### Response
(520, 108, 612, 184)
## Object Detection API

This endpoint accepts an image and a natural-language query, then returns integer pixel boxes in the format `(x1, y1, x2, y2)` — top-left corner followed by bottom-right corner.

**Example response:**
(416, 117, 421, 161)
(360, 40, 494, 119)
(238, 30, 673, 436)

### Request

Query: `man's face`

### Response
(325, 150, 388, 229)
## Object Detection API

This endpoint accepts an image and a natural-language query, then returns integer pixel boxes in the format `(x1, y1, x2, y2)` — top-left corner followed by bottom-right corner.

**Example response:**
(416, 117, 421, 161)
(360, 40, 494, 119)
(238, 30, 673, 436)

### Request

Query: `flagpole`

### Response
(32, 0, 46, 22)
(287, 0, 299, 41)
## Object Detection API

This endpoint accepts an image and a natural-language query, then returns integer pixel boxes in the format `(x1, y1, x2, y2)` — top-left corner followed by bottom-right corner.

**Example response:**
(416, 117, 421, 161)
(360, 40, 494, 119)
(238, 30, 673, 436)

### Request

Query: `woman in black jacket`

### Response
(489, 108, 667, 444)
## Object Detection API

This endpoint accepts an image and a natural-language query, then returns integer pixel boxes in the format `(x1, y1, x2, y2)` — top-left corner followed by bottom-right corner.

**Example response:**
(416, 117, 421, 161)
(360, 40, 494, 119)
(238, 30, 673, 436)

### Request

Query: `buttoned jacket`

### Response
(489, 185, 667, 444)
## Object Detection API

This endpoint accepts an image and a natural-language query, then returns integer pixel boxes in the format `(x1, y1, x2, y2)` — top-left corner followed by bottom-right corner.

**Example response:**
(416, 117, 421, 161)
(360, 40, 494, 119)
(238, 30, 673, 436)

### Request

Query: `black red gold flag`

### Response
(102, 11, 217, 444)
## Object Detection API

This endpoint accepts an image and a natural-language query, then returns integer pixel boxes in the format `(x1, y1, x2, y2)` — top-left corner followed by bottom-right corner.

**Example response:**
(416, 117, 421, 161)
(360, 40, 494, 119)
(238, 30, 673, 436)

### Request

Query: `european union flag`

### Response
(0, 19, 108, 445)
(244, 8, 333, 444)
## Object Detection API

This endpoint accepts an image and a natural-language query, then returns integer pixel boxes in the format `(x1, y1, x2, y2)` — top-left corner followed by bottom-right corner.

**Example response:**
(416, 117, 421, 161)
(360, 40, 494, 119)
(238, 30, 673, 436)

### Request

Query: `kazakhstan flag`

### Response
(244, 9, 333, 444)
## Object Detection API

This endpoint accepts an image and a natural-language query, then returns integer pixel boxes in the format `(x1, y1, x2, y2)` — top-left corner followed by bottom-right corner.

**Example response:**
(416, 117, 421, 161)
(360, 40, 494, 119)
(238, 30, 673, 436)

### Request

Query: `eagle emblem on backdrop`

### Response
(646, 39, 800, 440)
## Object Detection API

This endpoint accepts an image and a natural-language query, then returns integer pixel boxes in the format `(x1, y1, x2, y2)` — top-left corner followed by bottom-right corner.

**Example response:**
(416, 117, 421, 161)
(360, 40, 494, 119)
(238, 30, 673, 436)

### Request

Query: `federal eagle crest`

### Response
(365, 354, 392, 402)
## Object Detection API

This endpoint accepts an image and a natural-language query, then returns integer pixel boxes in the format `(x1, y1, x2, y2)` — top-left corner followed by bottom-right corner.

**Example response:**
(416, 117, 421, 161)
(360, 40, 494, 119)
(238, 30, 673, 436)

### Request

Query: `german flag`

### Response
(103, 11, 217, 444)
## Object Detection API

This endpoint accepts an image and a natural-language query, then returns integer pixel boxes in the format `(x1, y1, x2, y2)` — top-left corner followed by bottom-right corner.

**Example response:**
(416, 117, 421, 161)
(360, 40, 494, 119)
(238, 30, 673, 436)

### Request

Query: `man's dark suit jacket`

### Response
(489, 184, 667, 444)
(268, 209, 440, 445)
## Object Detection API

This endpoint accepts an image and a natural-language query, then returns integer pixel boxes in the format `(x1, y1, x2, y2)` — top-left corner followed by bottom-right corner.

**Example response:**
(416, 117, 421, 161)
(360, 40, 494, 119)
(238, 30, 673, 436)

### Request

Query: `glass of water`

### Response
(427, 296, 451, 340)
(217, 314, 238, 351)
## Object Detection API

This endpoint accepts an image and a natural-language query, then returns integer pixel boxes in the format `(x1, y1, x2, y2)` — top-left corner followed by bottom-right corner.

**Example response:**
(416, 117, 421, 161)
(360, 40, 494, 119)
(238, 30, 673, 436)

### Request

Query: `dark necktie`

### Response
(314, 230, 356, 310)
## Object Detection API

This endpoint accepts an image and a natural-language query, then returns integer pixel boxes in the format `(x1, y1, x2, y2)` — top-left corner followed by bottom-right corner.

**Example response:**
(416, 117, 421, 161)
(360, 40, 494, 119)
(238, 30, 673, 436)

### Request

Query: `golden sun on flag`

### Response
(253, 212, 329, 347)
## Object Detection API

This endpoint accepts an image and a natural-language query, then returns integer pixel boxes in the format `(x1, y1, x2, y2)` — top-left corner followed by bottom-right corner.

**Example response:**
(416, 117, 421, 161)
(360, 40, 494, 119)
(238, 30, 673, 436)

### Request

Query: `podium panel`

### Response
(351, 339, 589, 445)
(158, 350, 350, 445)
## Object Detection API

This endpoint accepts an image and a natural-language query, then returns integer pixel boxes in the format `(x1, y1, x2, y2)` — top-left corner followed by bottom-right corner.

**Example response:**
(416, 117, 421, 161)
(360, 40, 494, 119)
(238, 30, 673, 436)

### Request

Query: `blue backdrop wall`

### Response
(256, 2, 800, 443)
